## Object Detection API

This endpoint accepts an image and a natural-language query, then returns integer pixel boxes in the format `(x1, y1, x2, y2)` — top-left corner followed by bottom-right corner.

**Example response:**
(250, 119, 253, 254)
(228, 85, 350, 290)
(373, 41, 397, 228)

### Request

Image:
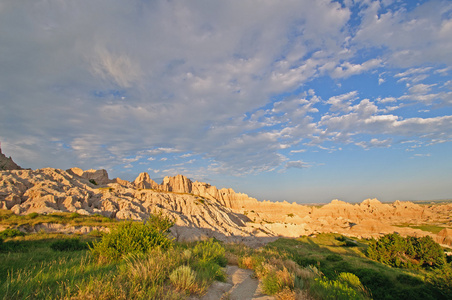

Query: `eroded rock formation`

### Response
(1, 166, 451, 247)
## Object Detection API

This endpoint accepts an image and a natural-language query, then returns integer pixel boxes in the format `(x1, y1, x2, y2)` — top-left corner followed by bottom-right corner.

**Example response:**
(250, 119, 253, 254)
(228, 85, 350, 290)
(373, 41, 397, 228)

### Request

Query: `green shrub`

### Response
(89, 219, 173, 262)
(146, 211, 174, 233)
(69, 212, 80, 219)
(344, 240, 358, 247)
(195, 259, 227, 282)
(89, 179, 97, 185)
(310, 276, 363, 300)
(367, 233, 445, 269)
(293, 255, 319, 267)
(0, 228, 26, 239)
(193, 238, 227, 267)
(28, 212, 39, 219)
(50, 238, 88, 251)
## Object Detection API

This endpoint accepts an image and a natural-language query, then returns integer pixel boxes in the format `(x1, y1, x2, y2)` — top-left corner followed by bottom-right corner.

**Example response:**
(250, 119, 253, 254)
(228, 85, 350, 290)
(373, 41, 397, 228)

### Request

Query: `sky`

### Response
(1, 0, 451, 204)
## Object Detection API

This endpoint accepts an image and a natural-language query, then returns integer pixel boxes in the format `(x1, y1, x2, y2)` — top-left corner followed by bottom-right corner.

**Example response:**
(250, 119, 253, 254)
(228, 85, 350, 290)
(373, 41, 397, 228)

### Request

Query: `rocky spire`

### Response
(0, 143, 23, 170)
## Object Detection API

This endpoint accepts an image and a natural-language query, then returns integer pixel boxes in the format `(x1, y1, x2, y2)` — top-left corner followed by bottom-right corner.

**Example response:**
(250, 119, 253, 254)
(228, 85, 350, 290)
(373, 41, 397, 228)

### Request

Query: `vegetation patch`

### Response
(367, 233, 446, 269)
(89, 218, 174, 262)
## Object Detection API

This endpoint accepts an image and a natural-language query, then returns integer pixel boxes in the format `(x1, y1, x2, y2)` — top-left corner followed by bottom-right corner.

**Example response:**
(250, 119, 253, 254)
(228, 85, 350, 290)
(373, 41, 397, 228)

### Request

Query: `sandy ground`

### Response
(192, 265, 274, 300)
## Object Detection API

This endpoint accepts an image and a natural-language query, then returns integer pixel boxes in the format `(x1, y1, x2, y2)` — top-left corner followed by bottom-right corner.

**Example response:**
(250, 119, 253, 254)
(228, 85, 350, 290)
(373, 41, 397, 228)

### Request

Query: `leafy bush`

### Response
(50, 238, 88, 251)
(193, 238, 227, 267)
(367, 233, 445, 269)
(0, 228, 25, 239)
(310, 274, 364, 300)
(195, 259, 227, 282)
(89, 219, 173, 262)
(146, 211, 174, 233)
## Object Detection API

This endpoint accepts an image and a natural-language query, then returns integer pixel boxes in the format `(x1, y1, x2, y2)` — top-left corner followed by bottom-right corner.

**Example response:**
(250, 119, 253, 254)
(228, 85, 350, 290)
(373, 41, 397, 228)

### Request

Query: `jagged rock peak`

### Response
(134, 172, 159, 189)
(360, 198, 382, 207)
(0, 145, 23, 170)
(162, 174, 193, 193)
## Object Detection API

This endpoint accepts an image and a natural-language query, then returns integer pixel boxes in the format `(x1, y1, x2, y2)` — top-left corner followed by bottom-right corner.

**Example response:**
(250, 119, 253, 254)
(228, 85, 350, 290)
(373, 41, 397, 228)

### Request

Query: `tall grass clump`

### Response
(261, 266, 295, 295)
(90, 216, 174, 262)
(124, 249, 179, 289)
(169, 265, 197, 293)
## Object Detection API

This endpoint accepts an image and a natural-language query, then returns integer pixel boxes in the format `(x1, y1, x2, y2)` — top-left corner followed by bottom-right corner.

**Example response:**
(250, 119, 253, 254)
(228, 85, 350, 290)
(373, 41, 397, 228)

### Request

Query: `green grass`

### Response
(394, 223, 449, 234)
(0, 209, 117, 228)
(263, 234, 450, 300)
(0, 221, 228, 299)
(1, 212, 451, 300)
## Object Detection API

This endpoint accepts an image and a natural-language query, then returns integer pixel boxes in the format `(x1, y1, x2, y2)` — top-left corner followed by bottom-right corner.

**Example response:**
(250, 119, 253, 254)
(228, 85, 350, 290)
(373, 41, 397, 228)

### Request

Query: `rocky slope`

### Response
(0, 147, 22, 170)
(1, 166, 451, 247)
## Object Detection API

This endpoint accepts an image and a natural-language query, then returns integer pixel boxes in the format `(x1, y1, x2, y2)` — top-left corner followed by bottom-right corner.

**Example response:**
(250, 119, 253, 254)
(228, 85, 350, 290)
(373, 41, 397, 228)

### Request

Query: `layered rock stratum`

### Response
(1, 162, 451, 247)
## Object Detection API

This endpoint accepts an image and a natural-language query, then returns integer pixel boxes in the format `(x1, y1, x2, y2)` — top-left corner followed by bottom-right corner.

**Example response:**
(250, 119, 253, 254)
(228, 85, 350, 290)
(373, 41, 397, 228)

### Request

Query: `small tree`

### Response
(367, 233, 445, 269)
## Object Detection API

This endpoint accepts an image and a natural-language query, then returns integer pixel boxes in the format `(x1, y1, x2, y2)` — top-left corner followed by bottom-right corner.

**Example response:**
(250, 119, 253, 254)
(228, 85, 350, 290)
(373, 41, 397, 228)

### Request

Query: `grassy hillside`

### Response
(1, 211, 451, 299)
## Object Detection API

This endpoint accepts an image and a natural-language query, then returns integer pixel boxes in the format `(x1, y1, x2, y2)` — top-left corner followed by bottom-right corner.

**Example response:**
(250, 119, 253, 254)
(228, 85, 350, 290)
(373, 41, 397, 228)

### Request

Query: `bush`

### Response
(50, 238, 88, 251)
(89, 219, 173, 262)
(310, 275, 364, 300)
(28, 212, 39, 219)
(193, 238, 227, 267)
(0, 228, 26, 239)
(366, 233, 445, 269)
(344, 240, 358, 247)
(195, 259, 227, 282)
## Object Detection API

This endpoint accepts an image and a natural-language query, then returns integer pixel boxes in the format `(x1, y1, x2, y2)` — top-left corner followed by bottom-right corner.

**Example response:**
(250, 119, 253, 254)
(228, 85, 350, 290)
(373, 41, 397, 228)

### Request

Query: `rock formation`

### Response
(1, 166, 451, 247)
(0, 146, 22, 170)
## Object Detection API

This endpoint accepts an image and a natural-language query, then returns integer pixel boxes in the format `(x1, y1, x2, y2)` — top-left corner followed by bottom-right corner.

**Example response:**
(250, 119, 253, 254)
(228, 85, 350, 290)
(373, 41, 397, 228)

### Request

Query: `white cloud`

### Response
(331, 59, 382, 78)
(356, 138, 392, 149)
(0, 0, 451, 186)
(408, 84, 436, 95)
(284, 160, 311, 170)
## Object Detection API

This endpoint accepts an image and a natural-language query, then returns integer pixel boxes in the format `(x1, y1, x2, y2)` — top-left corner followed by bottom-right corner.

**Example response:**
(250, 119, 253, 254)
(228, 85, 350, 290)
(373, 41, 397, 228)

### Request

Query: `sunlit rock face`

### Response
(1, 166, 452, 247)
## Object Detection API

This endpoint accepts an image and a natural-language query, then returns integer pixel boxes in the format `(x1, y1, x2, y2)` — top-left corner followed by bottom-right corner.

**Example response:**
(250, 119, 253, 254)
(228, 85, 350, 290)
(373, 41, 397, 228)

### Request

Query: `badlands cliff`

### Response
(0, 147, 23, 171)
(1, 161, 451, 247)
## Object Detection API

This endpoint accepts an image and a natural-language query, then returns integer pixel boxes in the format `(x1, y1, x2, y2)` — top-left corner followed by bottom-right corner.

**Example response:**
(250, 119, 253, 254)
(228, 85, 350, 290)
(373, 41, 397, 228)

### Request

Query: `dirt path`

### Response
(195, 265, 275, 300)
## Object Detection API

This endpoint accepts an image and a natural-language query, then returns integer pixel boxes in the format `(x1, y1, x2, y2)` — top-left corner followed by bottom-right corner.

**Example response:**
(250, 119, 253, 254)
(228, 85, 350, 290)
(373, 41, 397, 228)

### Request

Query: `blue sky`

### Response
(1, 0, 451, 203)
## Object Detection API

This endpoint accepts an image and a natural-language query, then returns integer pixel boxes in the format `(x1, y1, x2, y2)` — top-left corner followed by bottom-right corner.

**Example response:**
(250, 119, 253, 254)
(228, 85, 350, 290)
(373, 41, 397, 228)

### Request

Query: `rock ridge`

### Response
(1, 167, 451, 247)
